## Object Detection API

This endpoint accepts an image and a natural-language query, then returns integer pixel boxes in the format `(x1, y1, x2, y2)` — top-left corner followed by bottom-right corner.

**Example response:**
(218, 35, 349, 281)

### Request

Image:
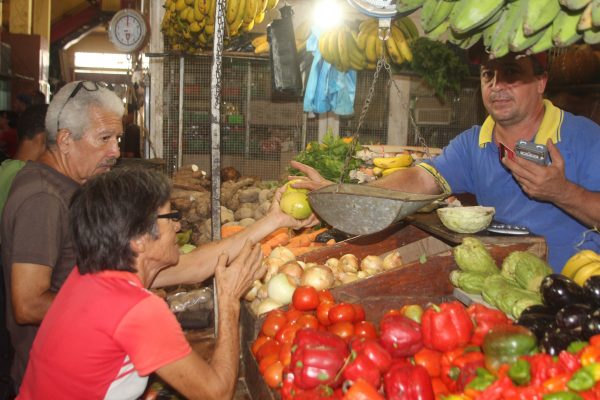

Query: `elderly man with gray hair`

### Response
(1, 81, 317, 390)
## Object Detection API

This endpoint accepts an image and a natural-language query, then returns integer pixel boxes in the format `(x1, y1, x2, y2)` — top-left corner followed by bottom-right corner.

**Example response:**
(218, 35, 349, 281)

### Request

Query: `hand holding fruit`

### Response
(288, 160, 333, 191)
(268, 186, 319, 230)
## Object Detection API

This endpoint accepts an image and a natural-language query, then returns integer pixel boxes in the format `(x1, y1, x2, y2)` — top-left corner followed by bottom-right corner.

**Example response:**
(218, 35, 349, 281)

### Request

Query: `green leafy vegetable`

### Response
(289, 132, 364, 183)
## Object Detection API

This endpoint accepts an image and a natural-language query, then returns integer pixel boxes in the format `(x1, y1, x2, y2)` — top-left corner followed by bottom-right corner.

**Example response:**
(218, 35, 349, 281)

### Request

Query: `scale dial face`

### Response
(108, 9, 148, 53)
(346, 0, 398, 17)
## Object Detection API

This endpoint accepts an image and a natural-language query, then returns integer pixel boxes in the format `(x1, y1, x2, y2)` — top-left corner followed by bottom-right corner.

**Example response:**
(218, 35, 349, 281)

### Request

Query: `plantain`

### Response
(579, 2, 594, 30)
(359, 18, 378, 33)
(593, 0, 600, 28)
(392, 26, 413, 62)
(509, 2, 547, 52)
(364, 29, 379, 63)
(347, 30, 368, 69)
(449, 0, 505, 35)
(488, 2, 520, 59)
(426, 19, 450, 40)
(421, 0, 456, 33)
(328, 28, 342, 68)
(559, 0, 592, 11)
(525, 24, 554, 54)
(394, 17, 420, 40)
(396, 0, 426, 13)
(318, 31, 330, 60)
(266, 0, 278, 11)
(175, 0, 187, 11)
(552, 8, 584, 46)
(386, 27, 405, 65)
(243, 0, 259, 24)
(337, 28, 352, 71)
(226, 0, 240, 24)
(254, 11, 265, 24)
(523, 0, 561, 36)
(584, 27, 600, 43)
(358, 24, 378, 50)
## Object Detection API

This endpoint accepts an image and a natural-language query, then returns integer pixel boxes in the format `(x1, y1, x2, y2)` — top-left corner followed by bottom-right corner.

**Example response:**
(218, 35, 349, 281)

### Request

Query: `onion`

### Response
(243, 279, 262, 301)
(357, 271, 368, 279)
(339, 254, 359, 273)
(256, 298, 283, 315)
(297, 261, 307, 269)
(340, 272, 359, 284)
(267, 273, 297, 305)
(269, 246, 296, 263)
(360, 255, 383, 275)
(325, 258, 339, 269)
(279, 261, 304, 280)
(301, 265, 335, 290)
(383, 251, 403, 271)
(304, 262, 319, 269)
(263, 258, 286, 283)
(257, 283, 268, 300)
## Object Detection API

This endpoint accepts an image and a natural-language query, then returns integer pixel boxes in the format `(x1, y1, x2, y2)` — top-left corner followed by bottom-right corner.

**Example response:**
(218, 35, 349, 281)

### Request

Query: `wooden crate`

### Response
(241, 215, 547, 399)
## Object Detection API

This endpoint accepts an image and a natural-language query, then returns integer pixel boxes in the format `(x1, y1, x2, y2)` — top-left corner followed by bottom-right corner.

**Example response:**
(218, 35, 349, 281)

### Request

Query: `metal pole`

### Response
(178, 56, 185, 169)
(144, 72, 152, 158)
(245, 61, 252, 158)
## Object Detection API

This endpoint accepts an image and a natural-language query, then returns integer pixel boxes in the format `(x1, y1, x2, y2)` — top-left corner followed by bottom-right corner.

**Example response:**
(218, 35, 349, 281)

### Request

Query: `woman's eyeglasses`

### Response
(56, 81, 112, 132)
(157, 210, 181, 223)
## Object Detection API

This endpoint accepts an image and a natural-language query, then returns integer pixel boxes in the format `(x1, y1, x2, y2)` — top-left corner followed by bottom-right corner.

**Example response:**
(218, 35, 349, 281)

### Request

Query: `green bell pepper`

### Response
(542, 392, 584, 400)
(482, 325, 537, 373)
(508, 359, 531, 386)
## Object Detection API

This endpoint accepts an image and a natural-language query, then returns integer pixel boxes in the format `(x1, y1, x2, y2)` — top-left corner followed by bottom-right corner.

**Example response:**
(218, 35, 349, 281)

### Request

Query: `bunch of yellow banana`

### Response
(409, 0, 600, 57)
(372, 154, 414, 177)
(318, 17, 418, 72)
(562, 249, 600, 285)
(161, 0, 280, 53)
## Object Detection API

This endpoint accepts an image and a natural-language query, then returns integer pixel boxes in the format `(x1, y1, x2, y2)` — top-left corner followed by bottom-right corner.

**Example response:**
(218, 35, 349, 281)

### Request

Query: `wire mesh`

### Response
(161, 55, 484, 179)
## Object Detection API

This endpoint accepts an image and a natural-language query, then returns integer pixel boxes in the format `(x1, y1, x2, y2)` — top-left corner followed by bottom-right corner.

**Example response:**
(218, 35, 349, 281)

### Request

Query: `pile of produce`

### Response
(450, 237, 551, 319)
(289, 132, 365, 183)
(171, 165, 279, 246)
(246, 245, 405, 315)
(517, 274, 600, 355)
(161, 0, 279, 52)
(318, 17, 419, 71)
(400, 0, 600, 57)
(252, 291, 600, 399)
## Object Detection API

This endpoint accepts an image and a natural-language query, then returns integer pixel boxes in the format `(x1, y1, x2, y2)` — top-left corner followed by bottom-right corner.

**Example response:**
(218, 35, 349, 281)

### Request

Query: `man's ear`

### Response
(55, 129, 72, 154)
(537, 72, 548, 95)
(130, 235, 147, 254)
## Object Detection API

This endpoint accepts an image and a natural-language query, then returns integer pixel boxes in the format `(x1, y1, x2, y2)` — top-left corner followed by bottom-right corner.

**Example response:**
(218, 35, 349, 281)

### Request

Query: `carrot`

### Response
(287, 234, 312, 248)
(262, 232, 290, 250)
(306, 227, 328, 241)
(221, 225, 245, 238)
(326, 239, 336, 245)
(261, 243, 272, 257)
(308, 242, 326, 247)
(261, 227, 289, 244)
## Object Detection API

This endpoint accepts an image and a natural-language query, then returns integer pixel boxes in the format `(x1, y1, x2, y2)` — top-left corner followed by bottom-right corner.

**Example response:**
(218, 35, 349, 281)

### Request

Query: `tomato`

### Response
(261, 311, 288, 338)
(317, 301, 335, 326)
(328, 303, 356, 324)
(259, 353, 279, 374)
(252, 335, 271, 356)
(318, 289, 335, 304)
(354, 320, 378, 340)
(275, 323, 299, 344)
(279, 342, 293, 367)
(285, 309, 304, 324)
(352, 303, 366, 322)
(292, 286, 320, 311)
(296, 314, 319, 330)
(328, 321, 354, 341)
(256, 340, 281, 362)
(263, 360, 284, 388)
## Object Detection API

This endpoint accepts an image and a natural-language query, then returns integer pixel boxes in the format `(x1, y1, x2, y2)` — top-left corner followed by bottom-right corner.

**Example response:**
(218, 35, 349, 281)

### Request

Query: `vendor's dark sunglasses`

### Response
(56, 81, 113, 131)
(157, 210, 181, 222)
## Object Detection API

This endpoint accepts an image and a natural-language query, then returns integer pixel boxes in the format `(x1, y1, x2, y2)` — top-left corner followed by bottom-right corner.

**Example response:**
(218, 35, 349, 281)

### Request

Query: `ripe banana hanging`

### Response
(386, 27, 405, 65)
(373, 155, 413, 169)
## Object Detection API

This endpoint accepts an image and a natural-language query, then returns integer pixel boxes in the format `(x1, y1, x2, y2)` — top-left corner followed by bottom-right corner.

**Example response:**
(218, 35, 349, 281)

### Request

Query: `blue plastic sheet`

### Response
(303, 28, 356, 116)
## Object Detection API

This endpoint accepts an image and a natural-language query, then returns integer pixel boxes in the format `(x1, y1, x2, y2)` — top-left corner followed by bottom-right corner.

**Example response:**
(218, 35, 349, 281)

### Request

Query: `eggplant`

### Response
(540, 274, 587, 311)
(516, 313, 557, 340)
(540, 328, 577, 356)
(519, 304, 555, 318)
(315, 228, 354, 243)
(583, 275, 600, 307)
(582, 314, 600, 340)
(556, 303, 593, 338)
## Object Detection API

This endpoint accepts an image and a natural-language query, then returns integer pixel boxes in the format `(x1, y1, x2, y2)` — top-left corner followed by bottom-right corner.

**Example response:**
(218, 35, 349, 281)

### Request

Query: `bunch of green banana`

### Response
(161, 0, 279, 53)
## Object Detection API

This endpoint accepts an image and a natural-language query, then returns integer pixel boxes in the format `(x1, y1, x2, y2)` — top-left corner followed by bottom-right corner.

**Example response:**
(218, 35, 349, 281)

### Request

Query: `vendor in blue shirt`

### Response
(290, 52, 600, 272)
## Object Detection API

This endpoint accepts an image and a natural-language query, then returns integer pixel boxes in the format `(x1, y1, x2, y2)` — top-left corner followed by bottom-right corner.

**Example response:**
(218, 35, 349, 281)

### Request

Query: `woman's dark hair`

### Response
(70, 166, 172, 274)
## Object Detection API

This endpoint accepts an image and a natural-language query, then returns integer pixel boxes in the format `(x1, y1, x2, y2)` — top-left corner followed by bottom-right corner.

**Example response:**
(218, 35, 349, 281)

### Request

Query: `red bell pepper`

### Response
(440, 347, 485, 393)
(343, 378, 384, 400)
(525, 353, 566, 386)
(379, 314, 423, 358)
(351, 338, 393, 373)
(291, 329, 349, 390)
(414, 347, 443, 378)
(558, 350, 581, 373)
(421, 301, 474, 353)
(383, 363, 434, 400)
(343, 351, 382, 389)
(466, 303, 511, 347)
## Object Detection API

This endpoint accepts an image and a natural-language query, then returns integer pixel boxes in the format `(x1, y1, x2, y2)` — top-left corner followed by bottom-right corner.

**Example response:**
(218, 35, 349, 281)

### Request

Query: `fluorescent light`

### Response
(312, 0, 343, 30)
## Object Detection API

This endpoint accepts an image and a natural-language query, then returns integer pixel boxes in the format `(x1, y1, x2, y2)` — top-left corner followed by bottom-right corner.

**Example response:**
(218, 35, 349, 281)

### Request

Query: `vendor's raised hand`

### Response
(502, 139, 569, 203)
(215, 240, 265, 301)
(288, 160, 333, 191)
(268, 186, 319, 230)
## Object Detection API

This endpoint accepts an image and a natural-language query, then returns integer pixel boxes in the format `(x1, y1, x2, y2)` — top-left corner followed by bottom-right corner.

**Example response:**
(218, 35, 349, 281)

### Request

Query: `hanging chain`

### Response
(338, 50, 386, 184)
(383, 62, 432, 160)
(213, 0, 227, 101)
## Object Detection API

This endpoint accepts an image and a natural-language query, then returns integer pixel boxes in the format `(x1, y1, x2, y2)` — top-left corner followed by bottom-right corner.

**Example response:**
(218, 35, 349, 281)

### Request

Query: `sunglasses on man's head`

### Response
(56, 81, 113, 132)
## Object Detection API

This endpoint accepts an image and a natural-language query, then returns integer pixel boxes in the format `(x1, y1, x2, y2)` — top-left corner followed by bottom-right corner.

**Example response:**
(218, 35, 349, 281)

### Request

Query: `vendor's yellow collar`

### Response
(478, 99, 563, 148)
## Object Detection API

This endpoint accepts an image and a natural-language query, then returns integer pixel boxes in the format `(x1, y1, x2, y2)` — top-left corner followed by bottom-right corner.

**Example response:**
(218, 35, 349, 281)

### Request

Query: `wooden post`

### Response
(9, 0, 32, 34)
(32, 0, 50, 42)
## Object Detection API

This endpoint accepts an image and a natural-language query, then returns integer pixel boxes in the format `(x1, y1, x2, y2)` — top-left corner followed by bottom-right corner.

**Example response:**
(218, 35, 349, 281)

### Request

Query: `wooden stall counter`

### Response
(241, 212, 547, 399)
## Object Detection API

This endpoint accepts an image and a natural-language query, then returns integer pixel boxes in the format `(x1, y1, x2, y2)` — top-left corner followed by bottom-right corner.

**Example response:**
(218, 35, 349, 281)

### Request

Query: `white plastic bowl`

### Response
(437, 206, 495, 234)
